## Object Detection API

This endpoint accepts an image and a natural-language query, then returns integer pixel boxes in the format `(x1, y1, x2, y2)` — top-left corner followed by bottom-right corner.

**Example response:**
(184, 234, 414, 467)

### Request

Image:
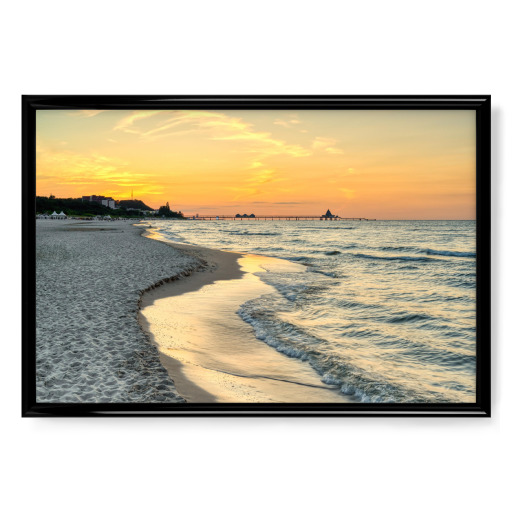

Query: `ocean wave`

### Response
(443, 278, 476, 290)
(149, 219, 476, 403)
(240, 231, 280, 236)
(306, 267, 341, 278)
(387, 313, 433, 324)
(218, 229, 281, 236)
(379, 245, 417, 252)
(351, 253, 435, 262)
(336, 298, 383, 310)
(422, 248, 476, 258)
(316, 226, 356, 230)
(378, 246, 475, 258)
(237, 299, 451, 403)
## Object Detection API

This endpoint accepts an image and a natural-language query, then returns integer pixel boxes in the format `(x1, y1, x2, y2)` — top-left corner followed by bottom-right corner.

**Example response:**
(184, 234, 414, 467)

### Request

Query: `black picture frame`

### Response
(22, 95, 491, 417)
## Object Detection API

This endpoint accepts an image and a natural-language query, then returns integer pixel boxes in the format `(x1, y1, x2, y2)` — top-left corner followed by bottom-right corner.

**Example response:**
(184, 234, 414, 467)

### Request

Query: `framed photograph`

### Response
(22, 95, 491, 416)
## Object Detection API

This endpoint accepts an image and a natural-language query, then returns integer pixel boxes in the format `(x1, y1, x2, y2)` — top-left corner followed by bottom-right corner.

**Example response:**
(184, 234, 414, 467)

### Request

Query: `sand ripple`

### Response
(36, 220, 201, 403)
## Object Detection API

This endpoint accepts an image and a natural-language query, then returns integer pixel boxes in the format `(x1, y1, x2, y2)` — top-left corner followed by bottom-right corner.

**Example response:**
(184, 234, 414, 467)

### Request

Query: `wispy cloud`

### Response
(312, 136, 344, 155)
(114, 110, 312, 159)
(113, 111, 160, 133)
(247, 168, 284, 185)
(68, 110, 107, 118)
(312, 137, 336, 150)
(273, 115, 301, 128)
(339, 188, 355, 199)
(211, 129, 311, 158)
(36, 143, 158, 198)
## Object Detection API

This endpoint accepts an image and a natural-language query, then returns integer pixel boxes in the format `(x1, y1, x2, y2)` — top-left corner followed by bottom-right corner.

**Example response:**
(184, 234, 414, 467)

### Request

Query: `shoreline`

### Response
(35, 218, 352, 404)
(139, 230, 353, 403)
(137, 238, 246, 403)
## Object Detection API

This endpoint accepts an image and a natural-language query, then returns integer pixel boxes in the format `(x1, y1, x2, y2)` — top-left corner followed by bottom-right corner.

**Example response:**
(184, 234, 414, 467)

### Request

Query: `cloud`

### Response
(114, 110, 312, 159)
(113, 111, 160, 133)
(68, 110, 107, 118)
(273, 115, 301, 128)
(36, 144, 158, 195)
(325, 147, 344, 155)
(274, 118, 301, 128)
(312, 137, 336, 150)
(247, 168, 284, 185)
(312, 136, 344, 155)
(339, 188, 355, 199)
(212, 129, 311, 158)
(337, 168, 358, 178)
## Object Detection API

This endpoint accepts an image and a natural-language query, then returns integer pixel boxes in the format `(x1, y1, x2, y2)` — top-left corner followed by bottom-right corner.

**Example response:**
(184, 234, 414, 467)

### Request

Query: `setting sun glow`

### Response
(36, 109, 476, 219)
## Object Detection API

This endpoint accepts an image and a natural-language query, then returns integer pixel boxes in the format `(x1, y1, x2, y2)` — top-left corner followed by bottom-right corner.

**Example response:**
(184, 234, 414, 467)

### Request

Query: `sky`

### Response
(36, 109, 476, 219)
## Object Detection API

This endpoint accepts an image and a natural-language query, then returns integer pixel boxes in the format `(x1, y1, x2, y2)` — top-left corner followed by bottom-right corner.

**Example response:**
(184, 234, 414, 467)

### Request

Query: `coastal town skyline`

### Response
(36, 109, 476, 219)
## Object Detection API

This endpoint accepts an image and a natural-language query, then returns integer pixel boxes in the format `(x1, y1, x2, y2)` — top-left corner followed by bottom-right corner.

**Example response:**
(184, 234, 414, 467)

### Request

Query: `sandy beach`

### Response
(36, 218, 352, 404)
(36, 219, 202, 403)
(140, 231, 353, 403)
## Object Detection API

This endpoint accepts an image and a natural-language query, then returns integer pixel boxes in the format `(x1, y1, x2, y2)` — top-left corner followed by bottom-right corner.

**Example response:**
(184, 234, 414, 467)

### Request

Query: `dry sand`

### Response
(35, 219, 201, 403)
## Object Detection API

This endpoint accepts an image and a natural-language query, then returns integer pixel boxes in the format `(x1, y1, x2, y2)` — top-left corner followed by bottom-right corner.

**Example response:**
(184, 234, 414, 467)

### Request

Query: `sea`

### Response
(144, 219, 476, 403)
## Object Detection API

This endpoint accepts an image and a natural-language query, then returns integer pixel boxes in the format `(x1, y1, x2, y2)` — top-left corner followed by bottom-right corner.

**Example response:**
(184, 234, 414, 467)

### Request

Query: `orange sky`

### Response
(36, 109, 476, 219)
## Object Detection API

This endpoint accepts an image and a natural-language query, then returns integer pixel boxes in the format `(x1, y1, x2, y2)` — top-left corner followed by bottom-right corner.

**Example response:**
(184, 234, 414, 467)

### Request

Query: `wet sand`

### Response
(139, 237, 353, 403)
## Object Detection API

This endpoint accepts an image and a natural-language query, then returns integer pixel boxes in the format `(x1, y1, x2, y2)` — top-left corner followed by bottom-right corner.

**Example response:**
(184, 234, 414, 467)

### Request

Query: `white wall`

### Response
(3, 1, 509, 511)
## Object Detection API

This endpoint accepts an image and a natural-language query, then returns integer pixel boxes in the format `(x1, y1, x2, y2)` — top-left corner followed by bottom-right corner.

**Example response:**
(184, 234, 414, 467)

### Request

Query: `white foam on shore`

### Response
(140, 253, 354, 403)
(35, 219, 201, 403)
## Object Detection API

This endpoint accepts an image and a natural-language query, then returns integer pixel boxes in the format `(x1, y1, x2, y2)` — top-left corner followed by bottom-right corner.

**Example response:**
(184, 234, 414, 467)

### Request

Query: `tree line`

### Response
(36, 196, 184, 219)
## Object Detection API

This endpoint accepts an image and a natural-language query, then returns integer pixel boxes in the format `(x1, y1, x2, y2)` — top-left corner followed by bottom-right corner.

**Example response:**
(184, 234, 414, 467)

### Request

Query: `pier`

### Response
(186, 215, 376, 221)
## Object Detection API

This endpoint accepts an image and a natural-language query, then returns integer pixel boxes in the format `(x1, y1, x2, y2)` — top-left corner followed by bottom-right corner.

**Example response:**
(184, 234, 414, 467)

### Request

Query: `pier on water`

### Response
(186, 215, 376, 221)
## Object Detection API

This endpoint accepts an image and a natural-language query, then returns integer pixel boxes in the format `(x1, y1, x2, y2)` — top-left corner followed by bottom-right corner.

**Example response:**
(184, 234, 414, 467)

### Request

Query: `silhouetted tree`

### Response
(157, 201, 184, 219)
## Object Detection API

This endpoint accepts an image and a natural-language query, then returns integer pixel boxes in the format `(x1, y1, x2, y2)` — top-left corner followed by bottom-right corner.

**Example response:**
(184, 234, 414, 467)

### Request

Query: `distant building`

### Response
(321, 209, 338, 219)
(102, 199, 116, 209)
(82, 195, 116, 209)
